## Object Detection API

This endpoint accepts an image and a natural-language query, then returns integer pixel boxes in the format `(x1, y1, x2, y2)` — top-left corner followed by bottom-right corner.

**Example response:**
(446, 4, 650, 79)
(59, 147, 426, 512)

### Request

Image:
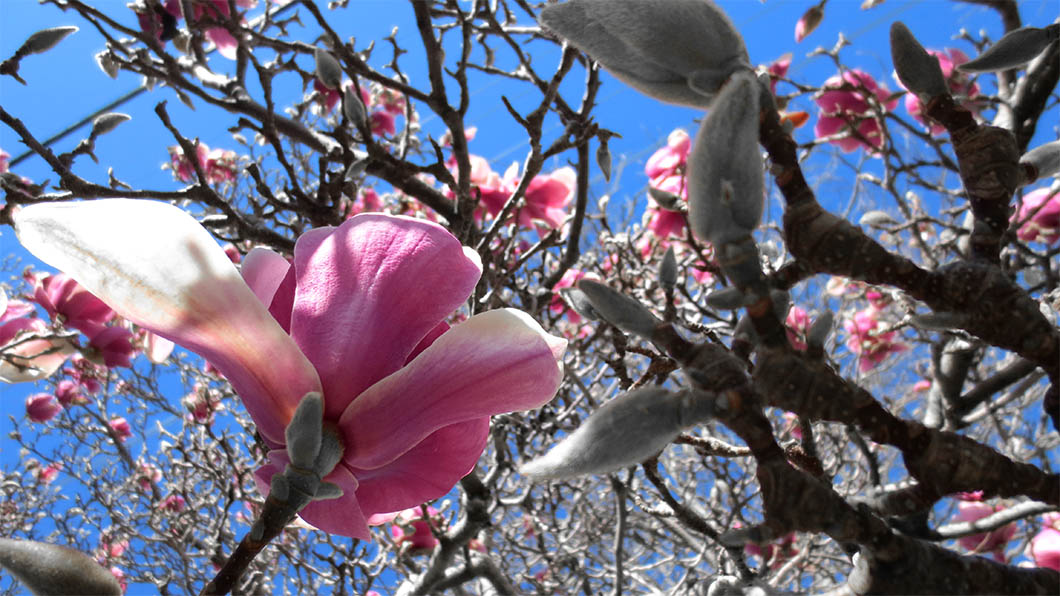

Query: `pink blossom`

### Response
(1029, 513, 1060, 571)
(0, 305, 75, 383)
(37, 461, 62, 484)
(32, 273, 115, 334)
(767, 53, 792, 94)
(83, 323, 136, 368)
(65, 355, 105, 394)
(14, 199, 566, 539)
(168, 143, 240, 184)
(26, 392, 62, 423)
(109, 417, 132, 442)
(645, 129, 691, 184)
(745, 532, 798, 568)
(347, 188, 383, 218)
(370, 111, 397, 137)
(898, 48, 981, 135)
(385, 506, 443, 554)
(1013, 188, 1060, 244)
(467, 159, 575, 231)
(109, 566, 127, 593)
(785, 306, 811, 351)
(952, 499, 1016, 561)
(912, 379, 932, 393)
(159, 494, 187, 512)
(143, 331, 176, 363)
(98, 534, 128, 560)
(171, 0, 256, 60)
(783, 412, 803, 440)
(183, 386, 221, 424)
(222, 244, 242, 264)
(0, 148, 9, 174)
(55, 379, 86, 406)
(135, 462, 162, 491)
(814, 70, 898, 153)
(842, 308, 907, 371)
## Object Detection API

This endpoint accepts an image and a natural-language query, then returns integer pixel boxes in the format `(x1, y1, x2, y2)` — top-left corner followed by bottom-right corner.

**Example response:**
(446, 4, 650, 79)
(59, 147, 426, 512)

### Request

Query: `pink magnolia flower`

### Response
(0, 289, 77, 383)
(183, 385, 221, 424)
(159, 494, 187, 513)
(1013, 188, 1060, 244)
(745, 532, 798, 568)
(37, 461, 62, 484)
(814, 70, 898, 153)
(383, 506, 444, 554)
(952, 499, 1016, 561)
(13, 199, 565, 539)
(644, 129, 691, 239)
(0, 148, 9, 173)
(136, 0, 254, 59)
(83, 323, 136, 368)
(842, 308, 907, 371)
(143, 330, 176, 363)
(898, 48, 981, 135)
(109, 566, 127, 593)
(135, 462, 162, 491)
(26, 392, 62, 423)
(168, 143, 239, 184)
(767, 53, 792, 95)
(550, 269, 587, 323)
(785, 306, 811, 351)
(109, 417, 133, 442)
(464, 159, 575, 231)
(346, 188, 383, 218)
(912, 379, 932, 393)
(1029, 513, 1060, 571)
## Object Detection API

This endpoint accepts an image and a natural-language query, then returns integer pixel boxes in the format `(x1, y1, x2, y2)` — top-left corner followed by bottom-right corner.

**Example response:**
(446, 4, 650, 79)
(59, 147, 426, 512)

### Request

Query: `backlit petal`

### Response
(290, 213, 482, 419)
(339, 308, 565, 469)
(14, 200, 321, 444)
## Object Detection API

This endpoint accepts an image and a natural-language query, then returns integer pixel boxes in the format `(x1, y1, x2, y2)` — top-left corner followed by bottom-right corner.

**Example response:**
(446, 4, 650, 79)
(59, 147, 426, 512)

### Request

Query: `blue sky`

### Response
(2, 0, 1057, 593)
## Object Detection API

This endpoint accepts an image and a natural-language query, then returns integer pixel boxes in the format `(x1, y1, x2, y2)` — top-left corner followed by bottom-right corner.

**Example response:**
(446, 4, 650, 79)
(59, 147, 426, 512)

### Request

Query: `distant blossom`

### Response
(814, 70, 897, 153)
(1013, 187, 1060, 244)
(1029, 513, 1060, 571)
(952, 497, 1016, 562)
(897, 48, 981, 135)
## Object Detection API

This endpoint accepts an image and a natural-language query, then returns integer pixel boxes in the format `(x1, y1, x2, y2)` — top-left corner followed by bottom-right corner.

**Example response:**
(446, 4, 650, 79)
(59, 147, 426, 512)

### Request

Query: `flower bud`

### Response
(521, 387, 716, 479)
(559, 287, 599, 321)
(795, 3, 824, 43)
(596, 140, 612, 181)
(19, 26, 78, 56)
(576, 279, 660, 339)
(0, 538, 121, 596)
(90, 113, 131, 139)
(859, 210, 898, 229)
(687, 71, 764, 247)
(343, 85, 367, 129)
(95, 51, 119, 79)
(806, 310, 834, 349)
(1020, 141, 1060, 184)
(659, 246, 678, 290)
(285, 392, 324, 469)
(959, 25, 1059, 73)
(648, 186, 684, 211)
(889, 22, 947, 98)
(705, 286, 749, 310)
(314, 46, 344, 90)
(539, 0, 751, 107)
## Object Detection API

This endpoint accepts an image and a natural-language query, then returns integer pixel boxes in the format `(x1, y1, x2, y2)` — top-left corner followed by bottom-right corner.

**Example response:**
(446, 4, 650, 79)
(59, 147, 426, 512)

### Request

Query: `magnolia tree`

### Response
(1, 0, 1058, 594)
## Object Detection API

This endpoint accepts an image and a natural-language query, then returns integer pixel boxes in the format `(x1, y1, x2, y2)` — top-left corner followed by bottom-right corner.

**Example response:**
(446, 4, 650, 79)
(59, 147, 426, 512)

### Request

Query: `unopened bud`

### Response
(343, 85, 367, 129)
(577, 279, 660, 339)
(889, 22, 947, 98)
(687, 71, 764, 246)
(344, 150, 369, 180)
(1020, 140, 1060, 184)
(795, 3, 824, 43)
(859, 210, 898, 229)
(314, 46, 344, 89)
(285, 392, 324, 469)
(705, 286, 749, 310)
(806, 310, 834, 348)
(659, 246, 678, 290)
(19, 26, 78, 56)
(959, 25, 1059, 73)
(90, 113, 131, 139)
(0, 537, 122, 596)
(596, 141, 612, 182)
(539, 0, 750, 107)
(96, 51, 119, 79)
(648, 186, 684, 211)
(559, 287, 599, 321)
(521, 387, 715, 479)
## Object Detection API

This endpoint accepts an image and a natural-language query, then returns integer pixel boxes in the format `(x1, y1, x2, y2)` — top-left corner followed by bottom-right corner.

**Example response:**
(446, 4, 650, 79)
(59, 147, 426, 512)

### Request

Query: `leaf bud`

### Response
(19, 26, 78, 56)
(959, 25, 1059, 73)
(314, 46, 344, 89)
(577, 279, 660, 339)
(889, 22, 947, 98)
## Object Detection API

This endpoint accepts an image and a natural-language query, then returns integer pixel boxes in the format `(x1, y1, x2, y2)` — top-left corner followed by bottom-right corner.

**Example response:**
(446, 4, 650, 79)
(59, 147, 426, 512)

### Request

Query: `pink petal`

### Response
(349, 418, 490, 518)
(205, 27, 239, 60)
(241, 247, 291, 307)
(289, 213, 482, 420)
(254, 452, 369, 538)
(339, 308, 565, 469)
(13, 200, 322, 445)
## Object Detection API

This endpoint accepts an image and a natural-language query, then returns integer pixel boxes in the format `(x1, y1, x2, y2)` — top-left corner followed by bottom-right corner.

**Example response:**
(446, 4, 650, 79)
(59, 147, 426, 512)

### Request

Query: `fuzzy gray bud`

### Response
(659, 246, 678, 290)
(1020, 140, 1060, 184)
(539, 0, 751, 108)
(559, 287, 599, 321)
(343, 85, 367, 129)
(521, 387, 715, 479)
(959, 25, 1059, 73)
(859, 210, 898, 229)
(95, 51, 119, 79)
(89, 113, 131, 139)
(285, 392, 324, 469)
(596, 141, 612, 182)
(648, 186, 684, 211)
(687, 71, 764, 246)
(0, 538, 122, 596)
(19, 26, 78, 56)
(314, 46, 344, 89)
(705, 286, 749, 310)
(889, 22, 947, 97)
(577, 279, 660, 339)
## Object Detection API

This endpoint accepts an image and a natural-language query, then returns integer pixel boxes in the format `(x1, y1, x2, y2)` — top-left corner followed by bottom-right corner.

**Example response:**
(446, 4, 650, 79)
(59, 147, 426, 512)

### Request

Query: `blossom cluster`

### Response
(168, 143, 240, 185)
(136, 0, 256, 60)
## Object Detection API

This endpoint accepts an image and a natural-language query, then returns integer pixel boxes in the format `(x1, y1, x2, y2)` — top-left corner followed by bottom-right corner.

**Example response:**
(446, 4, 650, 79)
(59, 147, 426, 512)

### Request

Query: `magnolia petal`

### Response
(290, 213, 483, 420)
(349, 418, 490, 518)
(241, 247, 292, 307)
(145, 332, 175, 363)
(14, 200, 321, 444)
(339, 308, 565, 470)
(0, 335, 77, 383)
(206, 27, 239, 60)
(254, 452, 369, 539)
